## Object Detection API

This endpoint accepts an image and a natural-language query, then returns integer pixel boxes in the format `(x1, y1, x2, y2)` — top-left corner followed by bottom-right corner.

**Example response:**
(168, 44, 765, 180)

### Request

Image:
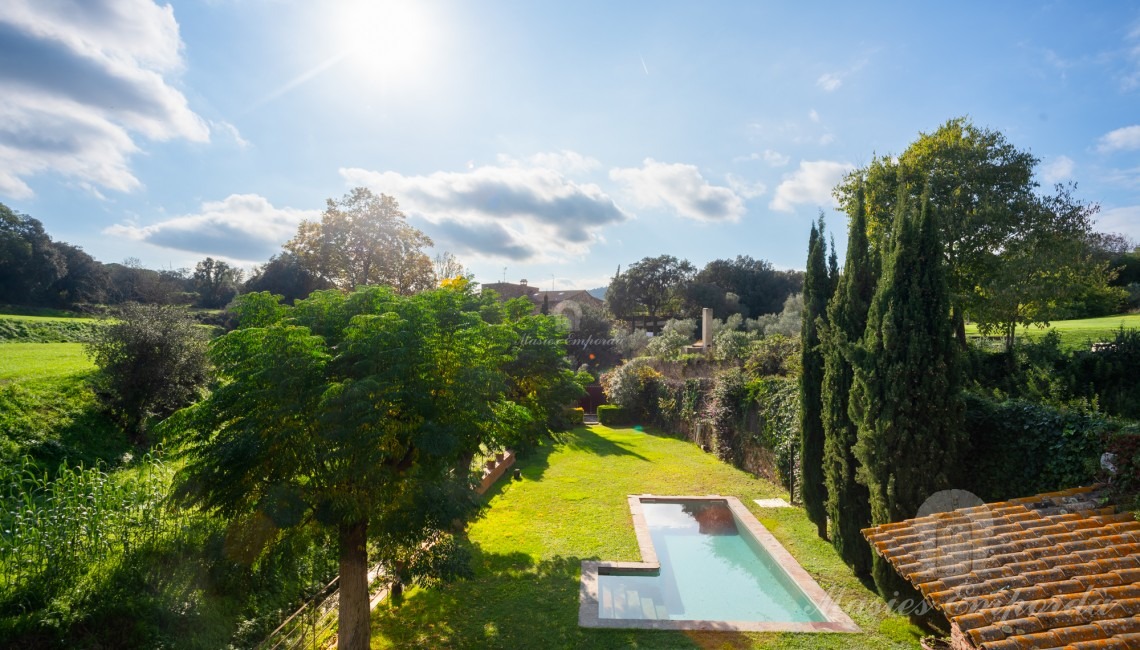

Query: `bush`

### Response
(962, 393, 1112, 501)
(599, 358, 661, 421)
(86, 304, 211, 445)
(563, 407, 585, 426)
(597, 405, 630, 426)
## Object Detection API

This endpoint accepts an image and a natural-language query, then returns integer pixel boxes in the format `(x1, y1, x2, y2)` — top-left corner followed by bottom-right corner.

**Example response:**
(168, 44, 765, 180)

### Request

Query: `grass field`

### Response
(371, 425, 925, 649)
(0, 342, 125, 468)
(0, 314, 107, 343)
(0, 342, 95, 382)
(967, 312, 1140, 350)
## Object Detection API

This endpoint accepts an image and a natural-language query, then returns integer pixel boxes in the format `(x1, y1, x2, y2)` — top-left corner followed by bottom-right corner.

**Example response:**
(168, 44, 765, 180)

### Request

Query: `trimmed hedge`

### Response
(596, 405, 630, 426)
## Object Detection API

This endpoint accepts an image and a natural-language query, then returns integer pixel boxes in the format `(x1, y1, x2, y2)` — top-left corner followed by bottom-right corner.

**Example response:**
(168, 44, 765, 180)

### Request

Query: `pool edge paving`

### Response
(578, 494, 860, 633)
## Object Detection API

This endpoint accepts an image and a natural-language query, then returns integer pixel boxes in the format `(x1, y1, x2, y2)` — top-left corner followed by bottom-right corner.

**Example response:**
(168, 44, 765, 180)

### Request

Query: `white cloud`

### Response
(816, 73, 841, 92)
(0, 0, 210, 198)
(526, 150, 601, 175)
(725, 173, 766, 199)
(733, 149, 790, 167)
(106, 194, 318, 262)
(809, 109, 820, 123)
(211, 120, 250, 150)
(1041, 155, 1075, 184)
(1098, 125, 1140, 153)
(341, 159, 628, 262)
(610, 158, 745, 222)
(769, 160, 854, 213)
(1096, 205, 1140, 242)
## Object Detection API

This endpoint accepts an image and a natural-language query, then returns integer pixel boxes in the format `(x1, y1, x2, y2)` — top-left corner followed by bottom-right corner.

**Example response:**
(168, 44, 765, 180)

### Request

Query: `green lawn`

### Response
(967, 312, 1140, 350)
(371, 426, 925, 649)
(0, 342, 95, 382)
(0, 342, 126, 467)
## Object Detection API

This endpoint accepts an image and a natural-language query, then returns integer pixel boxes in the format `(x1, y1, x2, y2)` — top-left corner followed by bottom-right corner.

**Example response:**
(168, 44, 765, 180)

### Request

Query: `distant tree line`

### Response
(0, 188, 449, 313)
(606, 254, 804, 330)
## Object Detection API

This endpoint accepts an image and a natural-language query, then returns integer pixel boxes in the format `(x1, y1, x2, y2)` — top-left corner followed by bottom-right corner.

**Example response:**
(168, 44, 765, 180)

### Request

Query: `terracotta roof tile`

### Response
(862, 485, 1140, 650)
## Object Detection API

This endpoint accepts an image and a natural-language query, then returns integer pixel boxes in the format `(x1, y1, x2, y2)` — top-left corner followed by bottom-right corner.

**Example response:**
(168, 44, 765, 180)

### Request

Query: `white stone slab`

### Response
(753, 498, 791, 508)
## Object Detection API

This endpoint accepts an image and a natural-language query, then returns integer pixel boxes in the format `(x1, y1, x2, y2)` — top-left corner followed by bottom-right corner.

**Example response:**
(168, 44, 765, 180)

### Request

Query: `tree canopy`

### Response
(606, 255, 695, 328)
(834, 117, 1109, 346)
(285, 188, 435, 294)
(168, 284, 585, 649)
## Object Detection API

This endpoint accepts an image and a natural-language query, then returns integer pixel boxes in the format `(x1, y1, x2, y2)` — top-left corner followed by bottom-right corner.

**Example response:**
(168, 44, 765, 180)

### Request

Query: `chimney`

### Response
(702, 308, 713, 354)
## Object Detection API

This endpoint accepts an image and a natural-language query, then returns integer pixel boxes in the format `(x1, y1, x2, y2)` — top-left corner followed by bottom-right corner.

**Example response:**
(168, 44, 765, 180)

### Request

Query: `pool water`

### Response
(597, 501, 826, 622)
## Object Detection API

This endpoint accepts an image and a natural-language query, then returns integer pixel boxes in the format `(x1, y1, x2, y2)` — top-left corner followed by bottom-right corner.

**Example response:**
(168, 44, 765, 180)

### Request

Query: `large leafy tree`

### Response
(799, 216, 832, 539)
(821, 185, 875, 575)
(244, 251, 335, 304)
(834, 117, 1041, 346)
(0, 204, 65, 305)
(606, 255, 695, 330)
(169, 284, 583, 649)
(971, 185, 1113, 349)
(851, 189, 964, 597)
(193, 257, 243, 308)
(686, 255, 804, 319)
(285, 188, 435, 294)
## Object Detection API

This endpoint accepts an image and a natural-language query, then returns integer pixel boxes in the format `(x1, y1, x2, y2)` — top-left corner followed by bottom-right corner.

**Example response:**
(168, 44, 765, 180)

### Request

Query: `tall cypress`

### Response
(800, 216, 832, 539)
(851, 187, 964, 597)
(821, 184, 875, 576)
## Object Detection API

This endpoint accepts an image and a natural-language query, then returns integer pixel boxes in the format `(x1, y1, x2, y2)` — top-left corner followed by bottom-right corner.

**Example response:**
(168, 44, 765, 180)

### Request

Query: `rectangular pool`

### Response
(578, 495, 858, 632)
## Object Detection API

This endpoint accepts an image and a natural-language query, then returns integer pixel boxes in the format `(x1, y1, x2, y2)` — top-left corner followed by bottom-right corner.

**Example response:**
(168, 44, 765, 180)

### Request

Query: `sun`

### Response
(331, 0, 439, 88)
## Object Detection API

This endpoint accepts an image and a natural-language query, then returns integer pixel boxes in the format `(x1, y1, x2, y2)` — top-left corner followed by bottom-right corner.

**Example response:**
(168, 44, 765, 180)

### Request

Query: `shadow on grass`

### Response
(371, 549, 754, 650)
(558, 425, 649, 461)
(481, 426, 649, 493)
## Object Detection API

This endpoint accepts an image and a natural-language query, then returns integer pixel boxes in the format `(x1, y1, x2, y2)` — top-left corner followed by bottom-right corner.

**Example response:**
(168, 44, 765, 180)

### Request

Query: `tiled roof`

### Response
(862, 486, 1140, 649)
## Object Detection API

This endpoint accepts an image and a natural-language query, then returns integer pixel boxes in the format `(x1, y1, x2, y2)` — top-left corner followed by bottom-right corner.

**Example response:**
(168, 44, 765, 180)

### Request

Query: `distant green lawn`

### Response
(0, 342, 95, 382)
(967, 312, 1140, 350)
(371, 425, 925, 649)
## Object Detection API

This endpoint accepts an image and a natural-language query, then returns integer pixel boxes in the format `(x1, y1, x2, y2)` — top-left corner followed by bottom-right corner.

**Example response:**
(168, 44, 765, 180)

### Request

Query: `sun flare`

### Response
(331, 0, 438, 87)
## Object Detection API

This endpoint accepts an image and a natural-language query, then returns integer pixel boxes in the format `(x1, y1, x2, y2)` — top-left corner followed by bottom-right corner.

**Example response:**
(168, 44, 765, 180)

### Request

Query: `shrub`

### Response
(599, 358, 661, 421)
(564, 407, 585, 426)
(744, 334, 801, 378)
(1104, 425, 1140, 508)
(86, 303, 211, 445)
(962, 393, 1110, 501)
(597, 405, 630, 426)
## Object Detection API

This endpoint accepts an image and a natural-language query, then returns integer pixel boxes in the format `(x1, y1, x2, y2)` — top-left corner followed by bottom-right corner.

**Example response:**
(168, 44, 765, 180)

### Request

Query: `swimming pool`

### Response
(578, 495, 858, 632)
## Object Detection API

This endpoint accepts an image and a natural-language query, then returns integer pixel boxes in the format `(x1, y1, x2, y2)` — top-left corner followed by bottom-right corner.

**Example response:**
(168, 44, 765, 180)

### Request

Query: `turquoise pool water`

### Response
(597, 500, 826, 622)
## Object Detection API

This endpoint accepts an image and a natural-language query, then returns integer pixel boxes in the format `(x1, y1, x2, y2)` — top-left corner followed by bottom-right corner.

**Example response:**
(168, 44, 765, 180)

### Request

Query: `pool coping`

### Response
(578, 494, 860, 633)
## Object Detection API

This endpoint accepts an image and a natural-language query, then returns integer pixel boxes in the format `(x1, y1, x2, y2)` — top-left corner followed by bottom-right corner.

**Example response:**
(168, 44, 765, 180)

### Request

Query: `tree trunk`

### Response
(953, 306, 967, 349)
(337, 520, 370, 650)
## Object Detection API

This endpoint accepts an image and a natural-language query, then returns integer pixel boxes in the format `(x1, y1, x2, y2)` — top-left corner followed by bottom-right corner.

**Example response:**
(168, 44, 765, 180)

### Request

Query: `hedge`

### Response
(596, 405, 630, 426)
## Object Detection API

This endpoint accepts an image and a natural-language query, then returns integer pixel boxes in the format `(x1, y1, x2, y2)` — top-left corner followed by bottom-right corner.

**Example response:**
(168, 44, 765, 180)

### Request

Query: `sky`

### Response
(2, 0, 1140, 291)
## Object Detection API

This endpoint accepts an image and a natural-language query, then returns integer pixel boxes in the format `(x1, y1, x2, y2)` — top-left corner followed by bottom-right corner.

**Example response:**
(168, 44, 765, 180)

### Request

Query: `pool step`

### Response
(599, 583, 667, 620)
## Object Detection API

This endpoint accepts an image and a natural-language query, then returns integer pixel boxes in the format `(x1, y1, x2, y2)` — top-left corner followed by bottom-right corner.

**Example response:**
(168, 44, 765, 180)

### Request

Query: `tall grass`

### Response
(0, 452, 172, 610)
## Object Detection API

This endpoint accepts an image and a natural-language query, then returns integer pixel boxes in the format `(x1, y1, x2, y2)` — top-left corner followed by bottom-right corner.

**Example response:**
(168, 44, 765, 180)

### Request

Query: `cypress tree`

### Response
(800, 216, 832, 539)
(821, 184, 875, 576)
(851, 187, 964, 597)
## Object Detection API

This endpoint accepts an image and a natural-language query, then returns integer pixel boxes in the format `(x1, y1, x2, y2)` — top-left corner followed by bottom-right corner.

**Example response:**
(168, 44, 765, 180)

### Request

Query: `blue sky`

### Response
(3, 1, 1139, 290)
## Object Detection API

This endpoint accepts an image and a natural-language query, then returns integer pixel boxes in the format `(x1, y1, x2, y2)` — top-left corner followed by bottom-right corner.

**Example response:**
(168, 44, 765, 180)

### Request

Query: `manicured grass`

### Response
(967, 312, 1140, 350)
(371, 426, 926, 649)
(0, 342, 95, 382)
